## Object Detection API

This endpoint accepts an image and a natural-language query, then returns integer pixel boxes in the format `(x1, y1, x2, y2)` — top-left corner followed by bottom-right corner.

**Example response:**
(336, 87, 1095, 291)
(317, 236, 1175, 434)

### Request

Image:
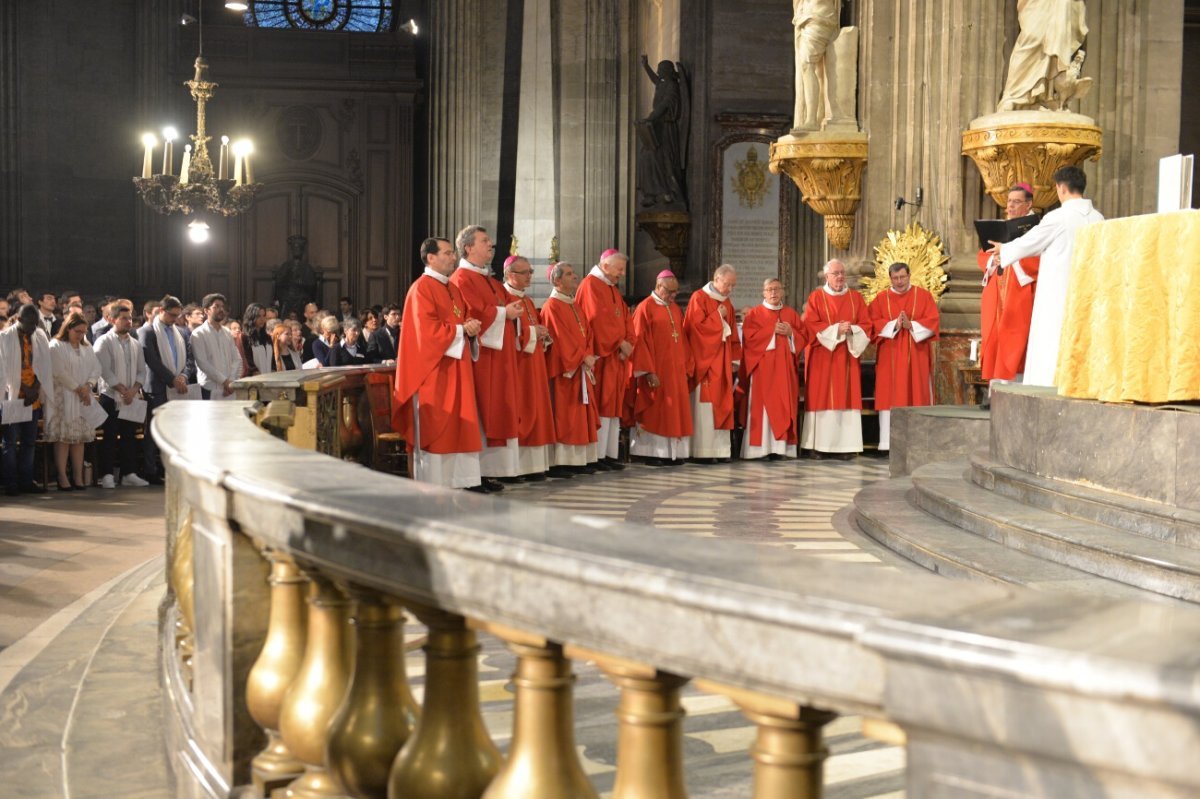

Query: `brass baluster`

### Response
(742, 702, 837, 799)
(278, 573, 356, 798)
(325, 592, 419, 799)
(388, 606, 500, 798)
(589, 653, 689, 799)
(482, 625, 597, 799)
(246, 551, 310, 795)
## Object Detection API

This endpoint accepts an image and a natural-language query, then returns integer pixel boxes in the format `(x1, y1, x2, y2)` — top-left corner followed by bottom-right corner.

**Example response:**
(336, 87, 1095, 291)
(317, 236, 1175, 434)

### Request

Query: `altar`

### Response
(1057, 209, 1200, 403)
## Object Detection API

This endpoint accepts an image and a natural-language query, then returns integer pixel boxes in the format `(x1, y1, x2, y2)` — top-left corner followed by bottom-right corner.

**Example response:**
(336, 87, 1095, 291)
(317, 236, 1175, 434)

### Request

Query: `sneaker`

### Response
(99, 474, 116, 489)
(121, 473, 150, 487)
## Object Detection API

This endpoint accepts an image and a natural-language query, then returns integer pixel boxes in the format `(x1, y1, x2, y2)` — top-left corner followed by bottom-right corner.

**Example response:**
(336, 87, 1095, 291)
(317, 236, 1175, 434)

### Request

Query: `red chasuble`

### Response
(575, 271, 634, 419)
(868, 286, 940, 411)
(541, 296, 599, 446)
(392, 275, 482, 454)
(739, 304, 807, 447)
(506, 287, 557, 448)
(450, 267, 520, 446)
(801, 288, 871, 412)
(683, 288, 743, 430)
(977, 250, 1040, 381)
(629, 296, 694, 438)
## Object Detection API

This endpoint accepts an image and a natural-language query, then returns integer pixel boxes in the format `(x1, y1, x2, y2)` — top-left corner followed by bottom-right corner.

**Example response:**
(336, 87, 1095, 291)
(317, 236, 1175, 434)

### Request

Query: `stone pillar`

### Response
(0, 0, 18, 287)
(554, 0, 632, 293)
(428, 0, 483, 236)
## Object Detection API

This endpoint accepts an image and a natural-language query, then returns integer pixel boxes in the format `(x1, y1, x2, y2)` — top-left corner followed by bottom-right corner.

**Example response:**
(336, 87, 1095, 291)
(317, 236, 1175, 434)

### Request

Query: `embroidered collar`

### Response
(457, 258, 492, 276)
(762, 300, 783, 310)
(651, 292, 671, 307)
(549, 289, 575, 304)
(702, 282, 728, 302)
(588, 265, 615, 286)
(504, 282, 525, 297)
(424, 266, 449, 285)
(822, 284, 848, 296)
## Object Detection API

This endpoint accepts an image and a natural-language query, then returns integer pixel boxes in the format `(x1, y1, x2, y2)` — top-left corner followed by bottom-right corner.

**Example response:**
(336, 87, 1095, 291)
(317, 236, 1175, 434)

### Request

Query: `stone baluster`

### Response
(482, 625, 597, 799)
(388, 606, 501, 798)
(246, 551, 309, 795)
(587, 652, 689, 799)
(168, 509, 196, 679)
(278, 573, 356, 798)
(325, 591, 419, 799)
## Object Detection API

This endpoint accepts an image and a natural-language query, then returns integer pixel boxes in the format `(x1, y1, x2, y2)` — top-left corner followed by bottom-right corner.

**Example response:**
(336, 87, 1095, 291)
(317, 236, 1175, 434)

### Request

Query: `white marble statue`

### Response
(791, 0, 841, 131)
(997, 0, 1090, 113)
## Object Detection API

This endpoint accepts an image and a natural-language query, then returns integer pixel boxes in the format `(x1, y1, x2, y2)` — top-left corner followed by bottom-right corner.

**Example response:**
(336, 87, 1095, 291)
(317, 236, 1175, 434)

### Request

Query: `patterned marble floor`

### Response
(411, 456, 907, 799)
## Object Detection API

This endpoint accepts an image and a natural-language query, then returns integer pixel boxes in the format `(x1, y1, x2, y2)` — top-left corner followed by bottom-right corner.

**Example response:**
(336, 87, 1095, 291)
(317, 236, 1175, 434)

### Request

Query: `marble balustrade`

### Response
(153, 397, 1200, 799)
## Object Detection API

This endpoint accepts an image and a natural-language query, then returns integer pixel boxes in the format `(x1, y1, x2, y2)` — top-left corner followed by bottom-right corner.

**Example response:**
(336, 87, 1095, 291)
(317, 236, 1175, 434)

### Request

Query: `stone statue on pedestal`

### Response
(791, 0, 842, 131)
(636, 55, 690, 211)
(273, 235, 322, 320)
(996, 0, 1091, 112)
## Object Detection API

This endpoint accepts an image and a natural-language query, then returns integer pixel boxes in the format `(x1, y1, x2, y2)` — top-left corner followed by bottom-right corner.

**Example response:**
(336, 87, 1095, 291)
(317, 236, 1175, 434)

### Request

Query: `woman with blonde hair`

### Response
(311, 314, 341, 367)
(48, 312, 102, 489)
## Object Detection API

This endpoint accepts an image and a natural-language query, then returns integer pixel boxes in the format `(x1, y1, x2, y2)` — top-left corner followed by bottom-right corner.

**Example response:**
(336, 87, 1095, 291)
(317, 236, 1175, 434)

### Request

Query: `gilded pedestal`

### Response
(769, 133, 868, 250)
(595, 659, 689, 799)
(635, 210, 690, 275)
(246, 552, 309, 794)
(962, 112, 1102, 211)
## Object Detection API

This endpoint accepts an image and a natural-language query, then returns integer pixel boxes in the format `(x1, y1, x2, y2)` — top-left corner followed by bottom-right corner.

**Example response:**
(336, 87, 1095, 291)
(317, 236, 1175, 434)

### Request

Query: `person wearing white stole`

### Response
(800, 260, 871, 457)
(190, 293, 244, 400)
(683, 264, 742, 461)
(989, 165, 1104, 388)
(739, 278, 806, 460)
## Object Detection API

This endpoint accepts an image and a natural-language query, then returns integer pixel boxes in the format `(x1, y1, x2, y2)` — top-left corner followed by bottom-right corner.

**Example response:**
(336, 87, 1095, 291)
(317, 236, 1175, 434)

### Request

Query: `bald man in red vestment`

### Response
(450, 225, 525, 491)
(541, 262, 600, 475)
(503, 255, 556, 480)
(683, 263, 742, 462)
(868, 262, 939, 452)
(574, 248, 632, 470)
(629, 271, 693, 466)
(739, 277, 807, 460)
(393, 237, 485, 489)
(800, 259, 871, 458)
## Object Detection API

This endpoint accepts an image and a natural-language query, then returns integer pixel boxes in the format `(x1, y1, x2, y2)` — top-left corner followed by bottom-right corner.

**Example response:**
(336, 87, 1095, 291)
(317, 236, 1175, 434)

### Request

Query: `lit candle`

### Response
(179, 145, 192, 185)
(969, 338, 980, 363)
(162, 127, 178, 177)
(233, 154, 243, 186)
(218, 135, 229, 180)
(232, 139, 252, 186)
(140, 133, 157, 179)
(242, 142, 254, 184)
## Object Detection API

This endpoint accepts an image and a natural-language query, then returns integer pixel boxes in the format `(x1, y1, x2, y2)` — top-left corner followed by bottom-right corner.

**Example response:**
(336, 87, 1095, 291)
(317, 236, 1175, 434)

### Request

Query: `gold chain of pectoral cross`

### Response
(569, 303, 586, 336)
(666, 304, 680, 342)
(610, 284, 623, 318)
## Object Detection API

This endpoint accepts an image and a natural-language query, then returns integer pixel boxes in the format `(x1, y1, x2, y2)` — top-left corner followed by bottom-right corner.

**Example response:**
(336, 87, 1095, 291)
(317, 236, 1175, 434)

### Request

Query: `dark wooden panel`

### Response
(367, 150, 390, 270)
(365, 276, 391, 308)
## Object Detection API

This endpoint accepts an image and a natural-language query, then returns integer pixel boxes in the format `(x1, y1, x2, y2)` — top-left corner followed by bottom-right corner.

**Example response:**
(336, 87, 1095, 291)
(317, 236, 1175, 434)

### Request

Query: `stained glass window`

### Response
(245, 1, 394, 33)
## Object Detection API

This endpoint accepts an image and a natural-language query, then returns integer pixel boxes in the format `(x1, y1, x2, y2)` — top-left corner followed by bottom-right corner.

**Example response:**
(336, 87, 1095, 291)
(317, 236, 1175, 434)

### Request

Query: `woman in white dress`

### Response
(48, 312, 102, 490)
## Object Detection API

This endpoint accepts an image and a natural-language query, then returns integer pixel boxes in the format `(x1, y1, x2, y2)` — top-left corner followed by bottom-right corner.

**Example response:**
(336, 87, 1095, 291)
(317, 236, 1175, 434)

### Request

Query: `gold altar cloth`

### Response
(1058, 210, 1200, 403)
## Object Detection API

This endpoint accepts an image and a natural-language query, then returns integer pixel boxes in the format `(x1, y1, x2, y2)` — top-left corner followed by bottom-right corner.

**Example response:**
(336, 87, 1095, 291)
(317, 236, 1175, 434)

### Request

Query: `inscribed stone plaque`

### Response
(719, 141, 781, 308)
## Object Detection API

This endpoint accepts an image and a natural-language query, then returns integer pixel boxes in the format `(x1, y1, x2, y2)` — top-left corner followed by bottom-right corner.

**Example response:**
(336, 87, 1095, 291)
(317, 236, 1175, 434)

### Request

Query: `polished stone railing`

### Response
(154, 397, 1200, 799)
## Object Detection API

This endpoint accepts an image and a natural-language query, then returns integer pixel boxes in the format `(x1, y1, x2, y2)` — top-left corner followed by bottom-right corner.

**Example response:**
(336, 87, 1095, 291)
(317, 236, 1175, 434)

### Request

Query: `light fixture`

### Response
(224, 1, 249, 10)
(400, 18, 419, 35)
(187, 219, 211, 244)
(134, 2, 261, 217)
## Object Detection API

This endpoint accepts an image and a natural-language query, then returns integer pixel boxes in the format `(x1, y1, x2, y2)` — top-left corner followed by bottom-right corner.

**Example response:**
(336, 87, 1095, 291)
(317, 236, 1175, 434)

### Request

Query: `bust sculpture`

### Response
(791, 0, 842, 131)
(273, 235, 322, 320)
(636, 56, 690, 210)
(996, 0, 1091, 112)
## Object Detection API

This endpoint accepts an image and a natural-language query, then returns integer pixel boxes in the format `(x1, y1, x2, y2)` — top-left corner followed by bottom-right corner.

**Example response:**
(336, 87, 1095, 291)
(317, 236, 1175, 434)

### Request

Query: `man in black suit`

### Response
(138, 295, 191, 484)
(365, 303, 400, 363)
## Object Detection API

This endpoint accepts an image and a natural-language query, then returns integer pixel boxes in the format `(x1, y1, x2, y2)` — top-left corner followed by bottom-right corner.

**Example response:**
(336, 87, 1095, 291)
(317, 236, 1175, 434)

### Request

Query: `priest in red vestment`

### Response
(540, 262, 600, 475)
(574, 248, 632, 470)
(683, 264, 742, 462)
(450, 225, 526, 491)
(739, 278, 806, 460)
(979, 183, 1040, 384)
(393, 237, 485, 490)
(629, 271, 693, 466)
(800, 259, 872, 458)
(503, 255, 556, 480)
(868, 262, 940, 452)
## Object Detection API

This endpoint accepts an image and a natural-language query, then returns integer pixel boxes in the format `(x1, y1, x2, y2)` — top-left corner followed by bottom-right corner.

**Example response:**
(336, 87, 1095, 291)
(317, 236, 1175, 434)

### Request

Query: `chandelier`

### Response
(133, 11, 261, 218)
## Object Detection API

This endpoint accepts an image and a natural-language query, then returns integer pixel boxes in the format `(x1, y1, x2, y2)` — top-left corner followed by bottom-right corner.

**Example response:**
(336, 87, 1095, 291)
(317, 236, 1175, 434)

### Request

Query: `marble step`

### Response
(912, 461, 1200, 603)
(852, 471, 1153, 599)
(970, 450, 1200, 548)
(0, 558, 168, 799)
